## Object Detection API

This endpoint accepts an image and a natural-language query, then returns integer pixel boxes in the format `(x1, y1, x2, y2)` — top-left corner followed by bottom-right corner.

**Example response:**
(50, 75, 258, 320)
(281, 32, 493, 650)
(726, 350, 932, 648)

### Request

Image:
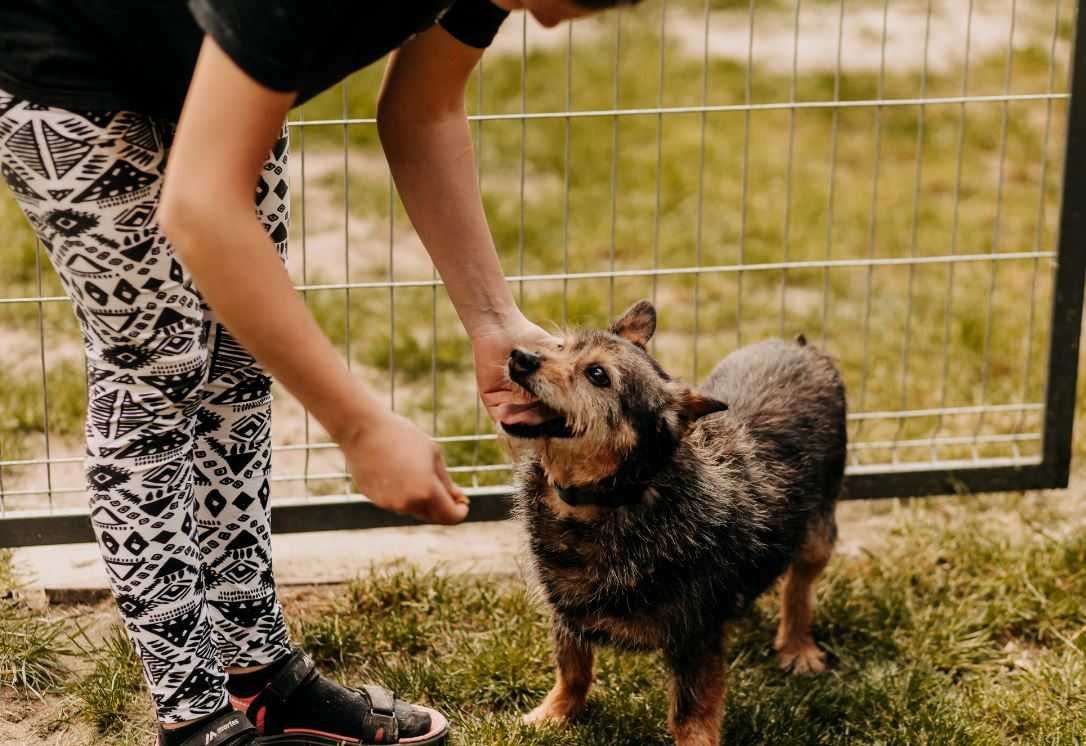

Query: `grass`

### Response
(0, 550, 151, 742)
(0, 490, 1009, 746)
(0, 551, 71, 698)
(279, 493, 1086, 744)
(0, 473, 1082, 743)
(0, 189, 87, 462)
(0, 192, 68, 328)
(287, 1, 1069, 468)
(0, 2, 1081, 742)
(0, 0, 1073, 485)
(66, 625, 146, 738)
(0, 360, 86, 445)
(0, 614, 70, 699)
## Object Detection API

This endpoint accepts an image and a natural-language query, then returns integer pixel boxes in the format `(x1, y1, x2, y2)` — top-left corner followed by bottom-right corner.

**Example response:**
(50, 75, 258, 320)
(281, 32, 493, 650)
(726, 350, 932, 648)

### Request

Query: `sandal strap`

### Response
(362, 684, 396, 715)
(238, 653, 408, 746)
(358, 684, 400, 745)
(264, 650, 318, 704)
(176, 711, 255, 746)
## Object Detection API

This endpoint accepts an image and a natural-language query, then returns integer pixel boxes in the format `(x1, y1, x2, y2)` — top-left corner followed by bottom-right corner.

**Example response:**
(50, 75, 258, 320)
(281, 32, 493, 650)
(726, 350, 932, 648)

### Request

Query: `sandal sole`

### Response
(258, 707, 449, 746)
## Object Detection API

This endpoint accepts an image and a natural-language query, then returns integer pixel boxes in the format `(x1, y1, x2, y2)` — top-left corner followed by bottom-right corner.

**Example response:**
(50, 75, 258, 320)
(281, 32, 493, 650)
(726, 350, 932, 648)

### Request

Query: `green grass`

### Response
(0, 192, 87, 462)
(0, 359, 87, 461)
(0, 3, 1081, 743)
(0, 550, 71, 698)
(285, 493, 1086, 745)
(0, 186, 42, 299)
(66, 624, 147, 738)
(437, 407, 510, 488)
(0, 0, 1072, 477)
(0, 190, 67, 322)
(285, 3, 1069, 466)
(0, 614, 70, 698)
(0, 480, 1083, 743)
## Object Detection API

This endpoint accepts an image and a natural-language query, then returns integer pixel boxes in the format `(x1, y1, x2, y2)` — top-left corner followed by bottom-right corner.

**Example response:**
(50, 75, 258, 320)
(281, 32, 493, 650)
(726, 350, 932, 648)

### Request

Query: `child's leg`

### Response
(195, 128, 292, 669)
(0, 96, 229, 722)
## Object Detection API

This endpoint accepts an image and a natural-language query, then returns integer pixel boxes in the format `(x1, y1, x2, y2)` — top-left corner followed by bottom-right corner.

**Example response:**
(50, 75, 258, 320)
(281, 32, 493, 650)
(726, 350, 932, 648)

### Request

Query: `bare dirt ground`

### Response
(484, 1, 1065, 76)
(670, 0, 1064, 75)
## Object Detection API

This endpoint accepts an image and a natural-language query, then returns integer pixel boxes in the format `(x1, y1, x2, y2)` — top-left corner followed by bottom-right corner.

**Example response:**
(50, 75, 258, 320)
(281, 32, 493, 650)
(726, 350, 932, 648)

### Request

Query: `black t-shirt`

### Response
(0, 0, 509, 121)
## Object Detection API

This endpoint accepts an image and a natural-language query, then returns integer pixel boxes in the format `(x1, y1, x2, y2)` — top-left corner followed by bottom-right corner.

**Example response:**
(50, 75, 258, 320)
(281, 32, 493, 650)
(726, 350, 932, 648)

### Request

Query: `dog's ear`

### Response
(610, 300, 656, 349)
(678, 388, 728, 421)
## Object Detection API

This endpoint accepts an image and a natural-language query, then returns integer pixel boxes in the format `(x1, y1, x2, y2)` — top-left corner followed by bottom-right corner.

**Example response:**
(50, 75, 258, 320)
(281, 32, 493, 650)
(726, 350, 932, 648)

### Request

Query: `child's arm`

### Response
(160, 37, 468, 524)
(377, 23, 559, 427)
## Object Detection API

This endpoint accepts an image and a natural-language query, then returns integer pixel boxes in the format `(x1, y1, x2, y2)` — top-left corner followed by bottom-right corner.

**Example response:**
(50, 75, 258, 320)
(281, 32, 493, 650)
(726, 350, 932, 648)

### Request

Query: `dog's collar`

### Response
(553, 478, 642, 508)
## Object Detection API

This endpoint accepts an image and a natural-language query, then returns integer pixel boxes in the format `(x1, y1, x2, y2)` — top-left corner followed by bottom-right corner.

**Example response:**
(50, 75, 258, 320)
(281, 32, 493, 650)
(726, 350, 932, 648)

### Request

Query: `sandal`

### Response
(164, 710, 259, 746)
(230, 651, 449, 745)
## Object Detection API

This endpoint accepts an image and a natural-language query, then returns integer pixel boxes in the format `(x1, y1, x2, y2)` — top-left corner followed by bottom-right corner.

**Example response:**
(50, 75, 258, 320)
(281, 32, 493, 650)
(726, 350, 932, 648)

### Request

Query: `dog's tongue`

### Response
(500, 401, 563, 428)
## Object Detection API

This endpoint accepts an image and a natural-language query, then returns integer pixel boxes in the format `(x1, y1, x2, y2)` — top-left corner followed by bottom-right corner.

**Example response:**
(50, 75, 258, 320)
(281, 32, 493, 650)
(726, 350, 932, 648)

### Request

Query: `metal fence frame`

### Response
(0, 2, 1084, 546)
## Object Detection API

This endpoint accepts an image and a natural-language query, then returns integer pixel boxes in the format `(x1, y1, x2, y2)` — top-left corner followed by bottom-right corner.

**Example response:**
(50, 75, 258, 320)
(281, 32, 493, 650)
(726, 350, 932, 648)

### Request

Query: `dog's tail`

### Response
(795, 333, 808, 347)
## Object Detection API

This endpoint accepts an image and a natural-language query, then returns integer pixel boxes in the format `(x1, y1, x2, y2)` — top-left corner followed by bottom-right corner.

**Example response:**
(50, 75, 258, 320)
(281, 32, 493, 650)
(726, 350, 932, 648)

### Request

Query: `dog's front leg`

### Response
(524, 625, 594, 725)
(666, 633, 727, 746)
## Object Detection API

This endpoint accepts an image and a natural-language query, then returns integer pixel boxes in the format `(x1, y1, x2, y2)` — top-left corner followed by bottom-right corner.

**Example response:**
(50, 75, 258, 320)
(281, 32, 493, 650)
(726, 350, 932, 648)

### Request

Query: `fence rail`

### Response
(0, 0, 1083, 546)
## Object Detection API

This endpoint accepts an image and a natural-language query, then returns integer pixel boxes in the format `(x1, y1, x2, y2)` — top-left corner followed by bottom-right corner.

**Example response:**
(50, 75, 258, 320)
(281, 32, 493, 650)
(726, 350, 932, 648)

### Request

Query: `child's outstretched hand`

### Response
(341, 409, 469, 524)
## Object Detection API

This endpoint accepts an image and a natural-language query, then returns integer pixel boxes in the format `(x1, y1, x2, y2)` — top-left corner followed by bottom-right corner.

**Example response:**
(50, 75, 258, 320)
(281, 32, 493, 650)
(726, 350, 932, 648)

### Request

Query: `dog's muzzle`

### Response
(508, 348, 541, 387)
(503, 349, 574, 438)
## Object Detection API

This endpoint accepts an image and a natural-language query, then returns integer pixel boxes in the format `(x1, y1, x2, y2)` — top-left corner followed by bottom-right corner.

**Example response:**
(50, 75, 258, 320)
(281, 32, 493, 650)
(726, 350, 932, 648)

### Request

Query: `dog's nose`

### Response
(509, 348, 541, 380)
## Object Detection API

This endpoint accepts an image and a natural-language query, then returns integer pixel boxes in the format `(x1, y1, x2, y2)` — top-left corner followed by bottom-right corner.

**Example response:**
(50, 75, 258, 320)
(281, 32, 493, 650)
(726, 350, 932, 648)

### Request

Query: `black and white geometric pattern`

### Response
(0, 91, 292, 723)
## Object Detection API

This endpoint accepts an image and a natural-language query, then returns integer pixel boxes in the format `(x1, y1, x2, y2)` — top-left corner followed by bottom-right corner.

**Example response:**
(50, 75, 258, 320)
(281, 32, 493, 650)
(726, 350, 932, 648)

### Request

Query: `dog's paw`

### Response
(777, 641, 827, 675)
(522, 703, 574, 726)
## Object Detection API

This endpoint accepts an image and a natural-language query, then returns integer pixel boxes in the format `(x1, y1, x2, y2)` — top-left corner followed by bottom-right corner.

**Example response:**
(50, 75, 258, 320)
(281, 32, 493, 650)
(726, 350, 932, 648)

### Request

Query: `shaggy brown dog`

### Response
(501, 300, 847, 746)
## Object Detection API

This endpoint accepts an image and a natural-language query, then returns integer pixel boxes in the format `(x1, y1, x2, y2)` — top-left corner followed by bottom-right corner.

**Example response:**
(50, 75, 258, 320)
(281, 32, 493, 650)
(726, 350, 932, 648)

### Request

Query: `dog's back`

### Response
(698, 335, 847, 516)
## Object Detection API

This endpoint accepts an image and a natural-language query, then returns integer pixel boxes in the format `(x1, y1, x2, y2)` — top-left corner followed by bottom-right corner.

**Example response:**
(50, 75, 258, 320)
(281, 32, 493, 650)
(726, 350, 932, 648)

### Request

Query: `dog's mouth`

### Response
(501, 405, 574, 439)
(500, 382, 575, 439)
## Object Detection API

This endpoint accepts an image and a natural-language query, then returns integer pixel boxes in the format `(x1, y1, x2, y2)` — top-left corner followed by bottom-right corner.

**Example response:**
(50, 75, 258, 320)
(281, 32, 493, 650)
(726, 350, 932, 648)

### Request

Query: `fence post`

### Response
(1042, 0, 1086, 488)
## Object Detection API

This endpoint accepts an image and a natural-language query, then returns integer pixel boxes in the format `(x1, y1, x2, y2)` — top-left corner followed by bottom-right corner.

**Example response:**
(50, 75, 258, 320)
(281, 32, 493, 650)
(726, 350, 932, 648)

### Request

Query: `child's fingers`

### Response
(436, 460, 469, 506)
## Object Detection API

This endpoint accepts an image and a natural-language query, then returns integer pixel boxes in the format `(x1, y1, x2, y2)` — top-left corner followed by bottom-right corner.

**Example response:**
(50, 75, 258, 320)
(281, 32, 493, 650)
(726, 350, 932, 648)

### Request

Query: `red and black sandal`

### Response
(164, 710, 260, 746)
(229, 651, 449, 745)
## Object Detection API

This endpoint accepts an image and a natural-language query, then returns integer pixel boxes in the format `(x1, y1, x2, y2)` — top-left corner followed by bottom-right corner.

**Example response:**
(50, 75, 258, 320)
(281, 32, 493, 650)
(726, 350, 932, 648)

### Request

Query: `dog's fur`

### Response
(502, 300, 846, 746)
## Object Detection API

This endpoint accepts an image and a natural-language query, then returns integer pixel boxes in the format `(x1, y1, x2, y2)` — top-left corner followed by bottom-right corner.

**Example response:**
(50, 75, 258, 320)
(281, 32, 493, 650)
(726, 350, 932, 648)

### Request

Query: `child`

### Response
(0, 1, 635, 743)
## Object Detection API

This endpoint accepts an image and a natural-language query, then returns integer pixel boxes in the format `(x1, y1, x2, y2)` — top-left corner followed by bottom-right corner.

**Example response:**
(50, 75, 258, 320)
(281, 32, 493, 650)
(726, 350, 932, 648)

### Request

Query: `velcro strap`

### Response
(265, 650, 317, 704)
(362, 684, 396, 715)
(177, 712, 255, 746)
(360, 685, 399, 744)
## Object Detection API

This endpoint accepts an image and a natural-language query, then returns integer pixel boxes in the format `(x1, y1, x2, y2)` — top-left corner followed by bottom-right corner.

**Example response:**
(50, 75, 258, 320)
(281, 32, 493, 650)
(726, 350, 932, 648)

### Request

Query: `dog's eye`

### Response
(584, 364, 610, 388)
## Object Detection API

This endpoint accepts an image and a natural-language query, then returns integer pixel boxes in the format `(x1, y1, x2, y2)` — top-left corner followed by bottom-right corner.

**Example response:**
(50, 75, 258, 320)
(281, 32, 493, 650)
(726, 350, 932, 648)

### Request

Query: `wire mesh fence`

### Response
(0, 0, 1082, 543)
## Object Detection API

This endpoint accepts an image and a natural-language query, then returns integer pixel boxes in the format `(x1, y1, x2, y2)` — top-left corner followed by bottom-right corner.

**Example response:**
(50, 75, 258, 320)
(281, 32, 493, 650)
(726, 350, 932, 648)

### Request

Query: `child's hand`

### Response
(471, 315, 561, 426)
(340, 410, 469, 524)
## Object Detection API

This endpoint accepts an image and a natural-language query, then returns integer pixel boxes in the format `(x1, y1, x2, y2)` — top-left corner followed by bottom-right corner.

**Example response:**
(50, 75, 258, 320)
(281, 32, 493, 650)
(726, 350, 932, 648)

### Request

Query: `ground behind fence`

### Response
(0, 0, 1082, 543)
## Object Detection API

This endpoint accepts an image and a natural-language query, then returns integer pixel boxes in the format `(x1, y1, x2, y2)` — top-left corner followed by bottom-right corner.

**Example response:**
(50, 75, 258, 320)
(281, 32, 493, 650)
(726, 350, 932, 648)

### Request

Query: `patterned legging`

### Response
(0, 93, 292, 722)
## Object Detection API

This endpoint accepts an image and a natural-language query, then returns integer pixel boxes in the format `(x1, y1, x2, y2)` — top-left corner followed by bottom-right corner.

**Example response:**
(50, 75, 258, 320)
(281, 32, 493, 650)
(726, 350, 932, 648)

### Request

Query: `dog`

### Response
(500, 300, 847, 746)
